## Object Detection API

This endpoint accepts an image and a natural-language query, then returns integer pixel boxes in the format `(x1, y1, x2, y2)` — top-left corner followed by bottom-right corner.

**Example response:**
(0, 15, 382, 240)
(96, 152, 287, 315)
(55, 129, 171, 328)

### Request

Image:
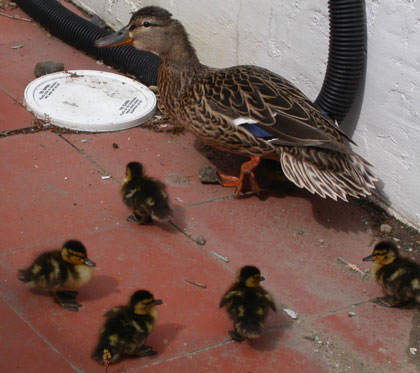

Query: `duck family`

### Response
(15, 4, 417, 369)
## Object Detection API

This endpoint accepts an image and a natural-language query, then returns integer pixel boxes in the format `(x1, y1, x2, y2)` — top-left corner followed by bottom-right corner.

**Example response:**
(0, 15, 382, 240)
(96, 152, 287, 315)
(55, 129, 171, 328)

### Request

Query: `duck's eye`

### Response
(143, 21, 152, 28)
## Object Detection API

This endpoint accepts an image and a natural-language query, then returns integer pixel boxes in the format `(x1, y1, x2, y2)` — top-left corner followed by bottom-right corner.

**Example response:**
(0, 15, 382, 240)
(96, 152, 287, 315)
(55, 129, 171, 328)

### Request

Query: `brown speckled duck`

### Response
(95, 6, 377, 200)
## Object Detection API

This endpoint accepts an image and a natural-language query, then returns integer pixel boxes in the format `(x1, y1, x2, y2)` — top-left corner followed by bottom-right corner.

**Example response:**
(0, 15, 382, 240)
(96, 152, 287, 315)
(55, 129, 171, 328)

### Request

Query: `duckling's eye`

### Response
(143, 21, 152, 28)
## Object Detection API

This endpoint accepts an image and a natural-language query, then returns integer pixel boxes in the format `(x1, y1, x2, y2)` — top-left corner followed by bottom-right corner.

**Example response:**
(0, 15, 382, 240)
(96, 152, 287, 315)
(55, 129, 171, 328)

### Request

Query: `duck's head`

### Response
(130, 290, 163, 315)
(363, 241, 399, 265)
(237, 266, 265, 287)
(61, 240, 96, 267)
(95, 6, 182, 56)
(125, 161, 145, 181)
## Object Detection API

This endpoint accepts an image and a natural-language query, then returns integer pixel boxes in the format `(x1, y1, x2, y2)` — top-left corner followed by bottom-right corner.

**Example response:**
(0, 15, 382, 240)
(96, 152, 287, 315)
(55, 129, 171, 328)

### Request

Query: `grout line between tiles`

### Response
(303, 298, 376, 324)
(134, 321, 292, 371)
(133, 339, 233, 370)
(57, 133, 119, 182)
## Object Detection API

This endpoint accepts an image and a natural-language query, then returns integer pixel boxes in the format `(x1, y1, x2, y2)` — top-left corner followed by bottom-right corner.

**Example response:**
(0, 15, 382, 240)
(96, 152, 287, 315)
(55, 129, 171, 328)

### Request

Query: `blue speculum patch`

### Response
(241, 123, 275, 139)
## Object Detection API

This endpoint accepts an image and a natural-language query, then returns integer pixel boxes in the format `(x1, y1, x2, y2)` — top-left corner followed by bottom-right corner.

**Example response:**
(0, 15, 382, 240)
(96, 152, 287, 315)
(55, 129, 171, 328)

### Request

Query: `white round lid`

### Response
(24, 70, 156, 132)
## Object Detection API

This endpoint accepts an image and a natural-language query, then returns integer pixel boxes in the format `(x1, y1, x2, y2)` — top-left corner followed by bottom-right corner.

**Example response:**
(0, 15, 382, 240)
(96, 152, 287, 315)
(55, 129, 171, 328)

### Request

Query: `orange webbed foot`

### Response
(217, 156, 261, 198)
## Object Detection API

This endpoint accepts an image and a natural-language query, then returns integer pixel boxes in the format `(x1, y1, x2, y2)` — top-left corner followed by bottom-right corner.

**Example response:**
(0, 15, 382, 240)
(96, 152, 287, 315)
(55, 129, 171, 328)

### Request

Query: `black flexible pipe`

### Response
(17, 0, 365, 122)
(315, 0, 367, 123)
(14, 0, 160, 86)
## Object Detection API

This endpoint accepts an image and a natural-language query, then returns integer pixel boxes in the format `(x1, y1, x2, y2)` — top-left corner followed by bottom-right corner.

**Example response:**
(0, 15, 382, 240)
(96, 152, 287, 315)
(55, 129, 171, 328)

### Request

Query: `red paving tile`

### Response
(0, 90, 35, 130)
(139, 332, 327, 372)
(0, 131, 124, 250)
(0, 298, 75, 373)
(61, 130, 233, 207)
(0, 2, 419, 373)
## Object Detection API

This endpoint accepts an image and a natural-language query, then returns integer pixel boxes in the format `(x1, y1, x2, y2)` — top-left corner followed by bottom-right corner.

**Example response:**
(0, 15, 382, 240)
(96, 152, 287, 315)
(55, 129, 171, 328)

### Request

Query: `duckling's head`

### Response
(237, 266, 265, 287)
(130, 290, 163, 315)
(363, 241, 399, 265)
(125, 162, 145, 181)
(94, 6, 190, 57)
(61, 240, 96, 267)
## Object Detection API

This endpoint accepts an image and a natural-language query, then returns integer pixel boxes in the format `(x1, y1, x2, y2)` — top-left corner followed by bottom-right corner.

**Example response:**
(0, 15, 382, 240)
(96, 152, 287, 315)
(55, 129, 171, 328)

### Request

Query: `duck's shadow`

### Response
(148, 322, 185, 353)
(247, 310, 292, 352)
(194, 140, 380, 234)
(79, 274, 120, 301)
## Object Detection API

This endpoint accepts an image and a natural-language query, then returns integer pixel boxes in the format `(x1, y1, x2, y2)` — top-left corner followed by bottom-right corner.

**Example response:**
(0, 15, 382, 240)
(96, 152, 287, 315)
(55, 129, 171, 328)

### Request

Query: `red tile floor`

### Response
(0, 2, 419, 372)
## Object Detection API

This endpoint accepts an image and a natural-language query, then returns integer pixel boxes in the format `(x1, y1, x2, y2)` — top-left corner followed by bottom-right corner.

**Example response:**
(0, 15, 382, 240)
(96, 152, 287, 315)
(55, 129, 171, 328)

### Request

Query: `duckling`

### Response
(220, 265, 276, 342)
(121, 162, 172, 225)
(363, 241, 420, 307)
(17, 240, 96, 311)
(92, 290, 163, 364)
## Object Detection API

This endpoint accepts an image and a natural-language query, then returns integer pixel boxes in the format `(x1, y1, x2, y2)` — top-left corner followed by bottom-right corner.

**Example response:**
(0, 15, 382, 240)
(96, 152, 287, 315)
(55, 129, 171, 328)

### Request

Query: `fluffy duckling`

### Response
(363, 241, 420, 307)
(220, 266, 276, 342)
(92, 290, 163, 364)
(121, 162, 172, 225)
(17, 240, 96, 311)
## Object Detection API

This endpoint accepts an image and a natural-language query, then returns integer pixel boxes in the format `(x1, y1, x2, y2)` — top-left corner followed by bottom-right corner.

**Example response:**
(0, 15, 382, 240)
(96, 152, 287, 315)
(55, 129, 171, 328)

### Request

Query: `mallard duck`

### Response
(17, 240, 96, 311)
(92, 290, 163, 364)
(363, 241, 420, 307)
(95, 6, 377, 200)
(121, 161, 172, 224)
(219, 265, 276, 342)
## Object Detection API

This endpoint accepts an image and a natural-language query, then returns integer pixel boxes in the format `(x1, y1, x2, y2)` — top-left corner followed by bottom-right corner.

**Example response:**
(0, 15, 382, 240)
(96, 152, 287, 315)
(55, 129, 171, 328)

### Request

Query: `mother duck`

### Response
(95, 6, 376, 201)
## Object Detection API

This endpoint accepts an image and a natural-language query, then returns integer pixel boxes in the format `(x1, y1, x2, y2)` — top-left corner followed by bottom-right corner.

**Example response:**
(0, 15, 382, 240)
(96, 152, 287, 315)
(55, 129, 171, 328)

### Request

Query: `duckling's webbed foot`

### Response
(372, 295, 401, 307)
(60, 290, 78, 298)
(228, 329, 246, 342)
(54, 291, 82, 311)
(127, 213, 153, 225)
(132, 345, 157, 357)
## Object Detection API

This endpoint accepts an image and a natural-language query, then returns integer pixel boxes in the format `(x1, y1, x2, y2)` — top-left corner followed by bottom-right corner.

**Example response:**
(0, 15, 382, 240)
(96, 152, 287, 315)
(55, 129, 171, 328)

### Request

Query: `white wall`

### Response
(74, 0, 420, 229)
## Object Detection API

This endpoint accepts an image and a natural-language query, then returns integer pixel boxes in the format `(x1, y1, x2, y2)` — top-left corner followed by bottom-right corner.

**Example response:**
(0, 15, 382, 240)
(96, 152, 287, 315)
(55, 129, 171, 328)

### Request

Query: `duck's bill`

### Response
(154, 299, 163, 306)
(94, 26, 134, 48)
(362, 254, 374, 262)
(84, 258, 96, 267)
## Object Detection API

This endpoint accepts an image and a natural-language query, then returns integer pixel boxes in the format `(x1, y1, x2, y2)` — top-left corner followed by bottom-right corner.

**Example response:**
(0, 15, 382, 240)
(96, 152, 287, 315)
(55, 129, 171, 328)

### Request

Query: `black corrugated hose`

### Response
(14, 0, 160, 86)
(315, 0, 367, 123)
(16, 0, 366, 122)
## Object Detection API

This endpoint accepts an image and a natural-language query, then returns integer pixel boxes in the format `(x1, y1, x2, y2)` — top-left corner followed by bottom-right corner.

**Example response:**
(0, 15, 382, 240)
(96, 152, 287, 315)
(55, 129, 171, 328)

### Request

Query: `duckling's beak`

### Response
(154, 299, 163, 306)
(84, 258, 96, 267)
(362, 254, 374, 262)
(260, 276, 265, 281)
(94, 26, 134, 48)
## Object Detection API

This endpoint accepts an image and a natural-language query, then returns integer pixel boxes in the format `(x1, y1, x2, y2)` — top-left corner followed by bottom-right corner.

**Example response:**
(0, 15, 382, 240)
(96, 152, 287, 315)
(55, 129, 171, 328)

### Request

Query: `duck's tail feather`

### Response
(17, 268, 30, 283)
(151, 203, 173, 221)
(235, 321, 264, 339)
(280, 147, 377, 201)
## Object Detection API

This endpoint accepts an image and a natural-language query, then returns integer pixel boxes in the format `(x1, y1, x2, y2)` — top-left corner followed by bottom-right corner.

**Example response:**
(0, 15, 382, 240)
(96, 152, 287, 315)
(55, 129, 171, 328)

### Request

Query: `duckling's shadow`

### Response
(248, 312, 292, 352)
(156, 217, 185, 234)
(78, 275, 120, 301)
(148, 322, 185, 353)
(246, 327, 284, 351)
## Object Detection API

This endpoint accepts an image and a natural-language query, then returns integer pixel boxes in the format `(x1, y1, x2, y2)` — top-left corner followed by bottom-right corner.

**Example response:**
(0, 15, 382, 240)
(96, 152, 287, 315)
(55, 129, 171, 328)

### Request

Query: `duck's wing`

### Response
(198, 65, 354, 154)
